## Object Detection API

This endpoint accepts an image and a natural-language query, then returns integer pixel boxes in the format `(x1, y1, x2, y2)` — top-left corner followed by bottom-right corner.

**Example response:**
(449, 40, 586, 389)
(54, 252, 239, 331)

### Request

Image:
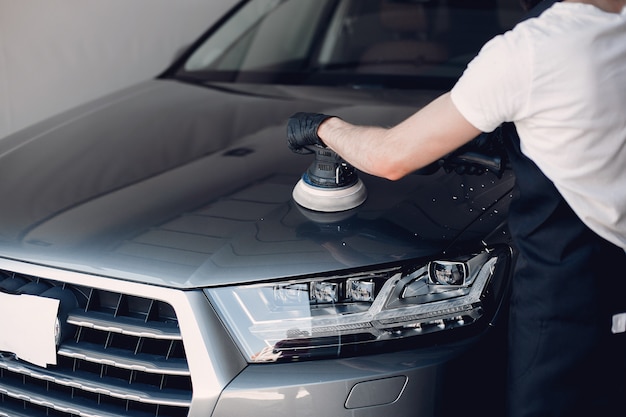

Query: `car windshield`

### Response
(175, 0, 524, 89)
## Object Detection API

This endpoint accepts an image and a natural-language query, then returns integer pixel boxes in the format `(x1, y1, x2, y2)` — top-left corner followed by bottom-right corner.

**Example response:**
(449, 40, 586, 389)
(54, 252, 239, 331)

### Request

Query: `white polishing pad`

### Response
(292, 178, 367, 212)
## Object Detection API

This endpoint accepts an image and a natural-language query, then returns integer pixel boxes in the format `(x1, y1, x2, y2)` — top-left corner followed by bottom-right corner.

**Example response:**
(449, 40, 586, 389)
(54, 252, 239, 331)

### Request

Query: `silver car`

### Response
(0, 1, 526, 416)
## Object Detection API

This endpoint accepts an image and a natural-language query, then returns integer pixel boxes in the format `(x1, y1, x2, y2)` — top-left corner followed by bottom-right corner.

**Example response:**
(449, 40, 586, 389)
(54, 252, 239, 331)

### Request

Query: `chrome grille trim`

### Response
(0, 379, 136, 417)
(67, 311, 182, 340)
(0, 357, 191, 407)
(0, 406, 43, 417)
(58, 343, 190, 376)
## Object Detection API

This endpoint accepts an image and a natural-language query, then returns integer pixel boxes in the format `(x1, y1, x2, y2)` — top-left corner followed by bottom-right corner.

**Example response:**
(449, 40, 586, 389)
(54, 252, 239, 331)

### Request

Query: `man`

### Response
(287, 0, 626, 416)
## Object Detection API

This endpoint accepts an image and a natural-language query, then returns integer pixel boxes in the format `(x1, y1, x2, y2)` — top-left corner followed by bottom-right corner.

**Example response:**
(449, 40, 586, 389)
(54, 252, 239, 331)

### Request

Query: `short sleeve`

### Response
(451, 29, 532, 133)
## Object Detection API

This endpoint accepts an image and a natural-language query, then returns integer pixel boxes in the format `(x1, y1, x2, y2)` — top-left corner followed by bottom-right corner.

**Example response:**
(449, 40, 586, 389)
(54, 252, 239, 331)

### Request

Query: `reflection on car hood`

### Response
(0, 80, 513, 288)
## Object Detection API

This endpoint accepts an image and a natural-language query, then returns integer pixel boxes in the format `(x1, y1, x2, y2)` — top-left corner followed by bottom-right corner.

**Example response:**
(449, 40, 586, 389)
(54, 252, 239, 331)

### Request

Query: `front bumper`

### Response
(212, 333, 506, 417)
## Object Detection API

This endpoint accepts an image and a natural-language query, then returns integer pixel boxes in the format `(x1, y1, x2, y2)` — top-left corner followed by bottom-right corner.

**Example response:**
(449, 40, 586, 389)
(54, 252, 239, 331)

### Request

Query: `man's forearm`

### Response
(317, 118, 400, 179)
(318, 93, 481, 181)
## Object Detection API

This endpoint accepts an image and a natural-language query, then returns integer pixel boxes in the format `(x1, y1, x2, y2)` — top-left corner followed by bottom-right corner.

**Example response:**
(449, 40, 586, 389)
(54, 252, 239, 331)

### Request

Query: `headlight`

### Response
(205, 246, 510, 363)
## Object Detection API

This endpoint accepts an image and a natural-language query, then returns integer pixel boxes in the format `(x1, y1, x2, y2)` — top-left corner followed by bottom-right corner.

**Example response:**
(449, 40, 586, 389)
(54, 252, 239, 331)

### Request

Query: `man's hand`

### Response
(286, 112, 334, 154)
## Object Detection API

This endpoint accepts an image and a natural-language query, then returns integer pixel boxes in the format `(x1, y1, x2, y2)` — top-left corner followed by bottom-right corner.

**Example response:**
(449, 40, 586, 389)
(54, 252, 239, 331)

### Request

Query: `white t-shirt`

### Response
(451, 2, 626, 250)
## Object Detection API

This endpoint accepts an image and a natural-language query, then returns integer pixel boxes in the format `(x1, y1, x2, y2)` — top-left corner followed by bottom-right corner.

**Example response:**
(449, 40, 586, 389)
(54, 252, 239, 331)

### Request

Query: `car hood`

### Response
(0, 80, 513, 288)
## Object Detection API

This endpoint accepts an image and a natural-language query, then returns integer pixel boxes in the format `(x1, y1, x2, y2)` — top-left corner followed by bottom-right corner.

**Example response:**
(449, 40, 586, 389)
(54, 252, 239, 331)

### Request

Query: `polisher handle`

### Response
(304, 146, 359, 188)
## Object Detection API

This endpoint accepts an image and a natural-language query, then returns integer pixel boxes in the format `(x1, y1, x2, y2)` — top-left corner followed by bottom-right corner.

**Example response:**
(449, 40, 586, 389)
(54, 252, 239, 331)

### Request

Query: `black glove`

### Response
(287, 112, 333, 154)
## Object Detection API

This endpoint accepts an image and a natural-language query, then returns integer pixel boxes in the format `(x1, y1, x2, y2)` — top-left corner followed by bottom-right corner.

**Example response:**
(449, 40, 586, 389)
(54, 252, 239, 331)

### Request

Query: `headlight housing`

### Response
(205, 246, 510, 363)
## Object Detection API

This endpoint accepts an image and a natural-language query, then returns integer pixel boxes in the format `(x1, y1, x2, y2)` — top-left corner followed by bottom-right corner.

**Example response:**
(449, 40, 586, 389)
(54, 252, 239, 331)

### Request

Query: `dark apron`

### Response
(502, 123, 626, 417)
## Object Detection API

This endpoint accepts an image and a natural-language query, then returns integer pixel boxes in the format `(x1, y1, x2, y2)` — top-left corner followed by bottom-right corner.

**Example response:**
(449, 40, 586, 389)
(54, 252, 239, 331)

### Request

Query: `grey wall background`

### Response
(0, 0, 238, 139)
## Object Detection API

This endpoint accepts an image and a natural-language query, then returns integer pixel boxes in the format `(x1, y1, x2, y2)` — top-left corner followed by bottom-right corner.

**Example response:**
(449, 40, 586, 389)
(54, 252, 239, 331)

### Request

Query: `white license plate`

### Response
(0, 292, 59, 367)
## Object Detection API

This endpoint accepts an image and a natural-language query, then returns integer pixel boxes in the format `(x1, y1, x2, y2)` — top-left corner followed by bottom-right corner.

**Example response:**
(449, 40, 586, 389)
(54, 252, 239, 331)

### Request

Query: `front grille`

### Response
(0, 271, 191, 417)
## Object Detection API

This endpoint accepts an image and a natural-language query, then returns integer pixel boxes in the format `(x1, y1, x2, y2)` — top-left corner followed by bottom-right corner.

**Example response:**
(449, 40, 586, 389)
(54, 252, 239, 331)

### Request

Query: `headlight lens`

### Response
(205, 247, 509, 363)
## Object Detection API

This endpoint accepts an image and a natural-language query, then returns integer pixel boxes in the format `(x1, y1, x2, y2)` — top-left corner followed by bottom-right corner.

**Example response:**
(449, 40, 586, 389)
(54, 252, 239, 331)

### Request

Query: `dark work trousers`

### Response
(502, 123, 626, 417)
